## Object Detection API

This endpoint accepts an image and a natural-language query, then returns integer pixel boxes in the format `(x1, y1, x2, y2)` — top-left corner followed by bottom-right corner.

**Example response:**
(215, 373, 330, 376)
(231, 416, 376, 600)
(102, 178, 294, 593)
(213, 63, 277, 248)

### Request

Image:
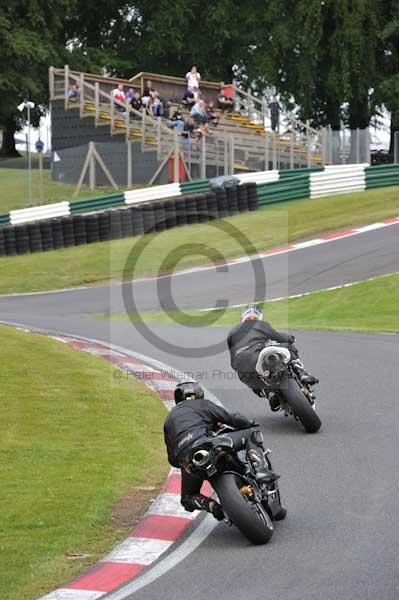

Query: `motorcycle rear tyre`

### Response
(282, 378, 321, 433)
(213, 473, 273, 545)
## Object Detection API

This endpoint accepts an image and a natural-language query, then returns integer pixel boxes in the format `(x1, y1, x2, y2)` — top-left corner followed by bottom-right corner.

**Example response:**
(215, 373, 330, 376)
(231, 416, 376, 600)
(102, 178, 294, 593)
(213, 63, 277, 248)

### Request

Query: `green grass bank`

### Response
(0, 167, 121, 213)
(105, 273, 399, 334)
(0, 325, 168, 600)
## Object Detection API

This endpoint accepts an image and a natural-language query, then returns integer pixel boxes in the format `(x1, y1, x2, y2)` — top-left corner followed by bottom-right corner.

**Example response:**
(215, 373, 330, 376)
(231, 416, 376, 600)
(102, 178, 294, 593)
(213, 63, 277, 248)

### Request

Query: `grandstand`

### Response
(49, 66, 325, 185)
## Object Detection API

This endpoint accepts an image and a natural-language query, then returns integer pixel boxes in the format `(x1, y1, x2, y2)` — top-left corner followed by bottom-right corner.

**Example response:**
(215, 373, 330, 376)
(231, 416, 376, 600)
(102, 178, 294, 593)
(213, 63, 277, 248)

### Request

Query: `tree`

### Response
(0, 1, 72, 156)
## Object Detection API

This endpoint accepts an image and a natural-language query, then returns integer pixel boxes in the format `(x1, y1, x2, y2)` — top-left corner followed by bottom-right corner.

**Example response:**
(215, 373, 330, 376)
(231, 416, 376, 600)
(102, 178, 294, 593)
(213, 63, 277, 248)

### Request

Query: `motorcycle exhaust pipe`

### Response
(192, 449, 210, 467)
(266, 353, 280, 367)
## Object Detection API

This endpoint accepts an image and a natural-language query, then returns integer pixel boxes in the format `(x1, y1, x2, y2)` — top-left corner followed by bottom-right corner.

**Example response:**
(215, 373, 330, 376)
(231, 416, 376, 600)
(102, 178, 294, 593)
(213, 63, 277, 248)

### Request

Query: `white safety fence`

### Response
(124, 183, 181, 205)
(310, 164, 368, 199)
(10, 202, 71, 226)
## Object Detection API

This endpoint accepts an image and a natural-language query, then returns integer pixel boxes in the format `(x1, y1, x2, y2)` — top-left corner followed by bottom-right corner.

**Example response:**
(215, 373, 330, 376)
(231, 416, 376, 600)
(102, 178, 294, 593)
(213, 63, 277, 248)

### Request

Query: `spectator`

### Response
(141, 80, 155, 107)
(152, 91, 164, 117)
(68, 83, 80, 101)
(196, 121, 210, 137)
(182, 117, 197, 139)
(130, 91, 142, 112)
(190, 99, 208, 124)
(169, 108, 185, 132)
(206, 101, 219, 127)
(269, 96, 281, 132)
(125, 87, 136, 104)
(182, 87, 196, 107)
(112, 83, 126, 103)
(217, 82, 234, 111)
(185, 66, 201, 90)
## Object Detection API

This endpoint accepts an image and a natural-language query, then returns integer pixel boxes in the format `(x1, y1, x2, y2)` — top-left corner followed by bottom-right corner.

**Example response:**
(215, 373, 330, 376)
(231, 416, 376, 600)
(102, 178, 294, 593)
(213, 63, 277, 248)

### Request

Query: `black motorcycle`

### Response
(183, 426, 286, 545)
(255, 344, 321, 433)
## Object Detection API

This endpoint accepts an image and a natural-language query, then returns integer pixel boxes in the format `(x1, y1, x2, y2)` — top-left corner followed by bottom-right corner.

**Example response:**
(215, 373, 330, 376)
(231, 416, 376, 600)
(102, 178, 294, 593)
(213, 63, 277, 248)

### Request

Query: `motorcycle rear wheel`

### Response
(282, 378, 322, 433)
(213, 473, 274, 545)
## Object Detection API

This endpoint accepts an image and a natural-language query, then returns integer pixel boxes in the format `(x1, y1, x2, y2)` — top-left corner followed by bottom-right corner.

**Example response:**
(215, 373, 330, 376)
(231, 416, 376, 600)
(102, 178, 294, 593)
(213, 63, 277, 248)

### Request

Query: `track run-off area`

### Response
(1, 220, 399, 600)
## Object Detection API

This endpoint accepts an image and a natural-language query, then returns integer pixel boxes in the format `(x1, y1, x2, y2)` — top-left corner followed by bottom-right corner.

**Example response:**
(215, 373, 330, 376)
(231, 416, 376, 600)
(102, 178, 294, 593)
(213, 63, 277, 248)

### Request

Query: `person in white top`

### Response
(112, 84, 126, 106)
(185, 66, 201, 91)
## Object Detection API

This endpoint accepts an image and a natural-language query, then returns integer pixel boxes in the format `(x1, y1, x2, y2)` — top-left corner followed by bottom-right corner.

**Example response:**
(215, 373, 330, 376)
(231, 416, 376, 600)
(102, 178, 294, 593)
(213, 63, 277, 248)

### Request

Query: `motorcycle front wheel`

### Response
(281, 377, 322, 433)
(213, 473, 274, 545)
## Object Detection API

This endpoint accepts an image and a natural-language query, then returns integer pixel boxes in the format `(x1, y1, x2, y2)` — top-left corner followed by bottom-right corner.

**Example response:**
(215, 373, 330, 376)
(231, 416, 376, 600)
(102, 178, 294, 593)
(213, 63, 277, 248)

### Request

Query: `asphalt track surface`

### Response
(1, 224, 399, 600)
(0, 223, 398, 318)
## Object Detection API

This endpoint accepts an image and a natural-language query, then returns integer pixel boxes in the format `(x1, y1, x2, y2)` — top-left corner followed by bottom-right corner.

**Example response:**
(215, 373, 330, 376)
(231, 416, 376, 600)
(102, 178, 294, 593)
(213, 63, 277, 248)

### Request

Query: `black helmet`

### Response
(174, 380, 204, 404)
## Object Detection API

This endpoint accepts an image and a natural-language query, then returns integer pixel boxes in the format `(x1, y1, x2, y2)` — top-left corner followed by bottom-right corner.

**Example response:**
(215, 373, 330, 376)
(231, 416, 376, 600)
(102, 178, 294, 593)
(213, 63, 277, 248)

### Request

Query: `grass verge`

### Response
(0, 186, 398, 295)
(0, 325, 168, 600)
(0, 167, 122, 213)
(104, 273, 399, 334)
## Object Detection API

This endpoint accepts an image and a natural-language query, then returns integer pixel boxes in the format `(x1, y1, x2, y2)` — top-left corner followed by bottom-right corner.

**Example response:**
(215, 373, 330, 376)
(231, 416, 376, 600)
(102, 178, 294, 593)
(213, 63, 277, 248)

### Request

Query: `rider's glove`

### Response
(232, 413, 253, 430)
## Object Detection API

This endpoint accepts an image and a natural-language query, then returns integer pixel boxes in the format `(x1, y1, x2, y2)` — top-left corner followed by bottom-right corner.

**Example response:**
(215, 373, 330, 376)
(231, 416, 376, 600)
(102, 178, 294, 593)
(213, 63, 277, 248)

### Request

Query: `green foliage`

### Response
(1, 0, 399, 151)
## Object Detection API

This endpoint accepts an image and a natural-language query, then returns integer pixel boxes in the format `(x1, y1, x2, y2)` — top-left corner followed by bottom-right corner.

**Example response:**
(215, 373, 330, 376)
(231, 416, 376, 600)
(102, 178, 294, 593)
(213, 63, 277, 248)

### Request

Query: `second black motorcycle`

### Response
(255, 344, 322, 433)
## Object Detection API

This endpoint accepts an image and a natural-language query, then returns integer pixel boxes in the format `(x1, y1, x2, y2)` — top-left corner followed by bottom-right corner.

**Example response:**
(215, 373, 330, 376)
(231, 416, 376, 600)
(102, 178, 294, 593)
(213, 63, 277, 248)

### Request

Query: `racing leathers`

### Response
(163, 398, 276, 519)
(227, 318, 316, 394)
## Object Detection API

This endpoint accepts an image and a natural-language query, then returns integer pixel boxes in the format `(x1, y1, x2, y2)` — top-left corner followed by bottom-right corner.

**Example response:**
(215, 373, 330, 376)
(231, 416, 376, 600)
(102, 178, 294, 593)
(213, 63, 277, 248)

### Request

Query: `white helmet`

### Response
(241, 304, 263, 322)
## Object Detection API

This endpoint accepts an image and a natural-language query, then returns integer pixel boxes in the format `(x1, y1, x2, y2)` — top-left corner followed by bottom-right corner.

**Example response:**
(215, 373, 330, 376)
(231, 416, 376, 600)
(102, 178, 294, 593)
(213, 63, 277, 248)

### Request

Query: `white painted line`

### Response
(39, 589, 103, 600)
(198, 271, 399, 312)
(148, 493, 198, 519)
(292, 239, 324, 249)
(102, 537, 172, 565)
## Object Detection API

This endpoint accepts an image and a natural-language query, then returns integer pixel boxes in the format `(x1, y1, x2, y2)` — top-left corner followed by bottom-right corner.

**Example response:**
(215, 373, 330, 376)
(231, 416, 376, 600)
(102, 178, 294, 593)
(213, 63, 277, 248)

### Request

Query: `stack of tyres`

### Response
(196, 193, 209, 223)
(226, 187, 239, 216)
(4, 227, 16, 256)
(120, 209, 134, 238)
(28, 222, 43, 253)
(246, 182, 258, 211)
(206, 192, 218, 221)
(110, 210, 123, 240)
(73, 215, 87, 246)
(164, 198, 177, 229)
(130, 206, 144, 236)
(0, 228, 5, 256)
(175, 197, 188, 227)
(237, 184, 249, 212)
(85, 214, 100, 243)
(215, 189, 229, 218)
(154, 201, 167, 232)
(40, 221, 54, 251)
(15, 225, 30, 255)
(4, 227, 17, 256)
(51, 219, 64, 250)
(185, 195, 199, 224)
(61, 217, 75, 247)
(142, 203, 156, 234)
(98, 212, 110, 241)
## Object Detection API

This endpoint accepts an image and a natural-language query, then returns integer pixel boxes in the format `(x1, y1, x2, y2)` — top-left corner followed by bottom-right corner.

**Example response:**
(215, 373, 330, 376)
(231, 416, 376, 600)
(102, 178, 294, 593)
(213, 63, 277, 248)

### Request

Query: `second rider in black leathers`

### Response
(227, 304, 319, 400)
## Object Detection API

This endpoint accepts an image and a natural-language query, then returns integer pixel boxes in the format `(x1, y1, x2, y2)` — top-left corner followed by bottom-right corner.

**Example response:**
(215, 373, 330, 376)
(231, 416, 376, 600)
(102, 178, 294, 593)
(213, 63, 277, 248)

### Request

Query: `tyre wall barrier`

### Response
(2, 164, 399, 230)
(0, 186, 256, 257)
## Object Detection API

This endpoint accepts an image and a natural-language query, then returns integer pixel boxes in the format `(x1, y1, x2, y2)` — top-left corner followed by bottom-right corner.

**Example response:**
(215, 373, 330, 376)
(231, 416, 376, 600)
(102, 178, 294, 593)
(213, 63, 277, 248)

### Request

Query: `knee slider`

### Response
(250, 429, 264, 445)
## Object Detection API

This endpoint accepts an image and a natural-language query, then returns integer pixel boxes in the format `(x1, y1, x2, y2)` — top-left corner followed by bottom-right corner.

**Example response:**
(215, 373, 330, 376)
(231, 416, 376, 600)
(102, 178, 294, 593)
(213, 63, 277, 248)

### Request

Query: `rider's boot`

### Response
(291, 359, 319, 386)
(247, 449, 280, 484)
(182, 494, 224, 521)
(202, 497, 224, 521)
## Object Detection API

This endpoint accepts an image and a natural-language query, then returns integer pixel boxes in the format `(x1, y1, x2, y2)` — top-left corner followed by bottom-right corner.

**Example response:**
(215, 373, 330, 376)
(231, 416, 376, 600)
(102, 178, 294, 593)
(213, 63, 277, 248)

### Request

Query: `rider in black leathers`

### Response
(164, 380, 280, 521)
(227, 305, 319, 400)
